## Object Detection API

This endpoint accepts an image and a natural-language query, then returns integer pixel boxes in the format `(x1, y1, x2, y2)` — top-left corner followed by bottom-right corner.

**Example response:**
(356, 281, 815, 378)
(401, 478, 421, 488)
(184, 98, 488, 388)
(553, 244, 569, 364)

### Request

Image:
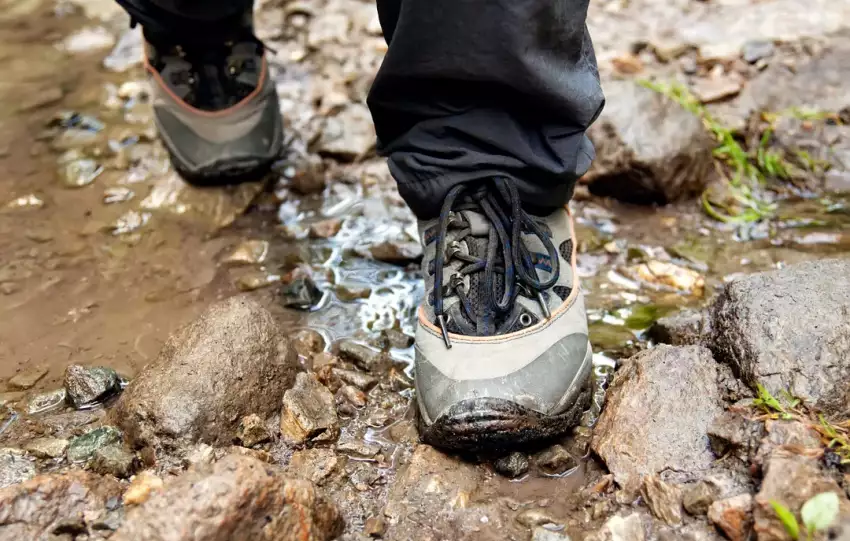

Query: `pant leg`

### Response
(116, 0, 250, 34)
(368, 0, 605, 219)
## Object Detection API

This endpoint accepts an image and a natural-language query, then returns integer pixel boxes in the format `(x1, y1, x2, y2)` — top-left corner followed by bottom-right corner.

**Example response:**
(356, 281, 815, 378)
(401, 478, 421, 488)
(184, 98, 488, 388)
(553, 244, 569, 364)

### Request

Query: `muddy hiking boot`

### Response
(135, 8, 283, 183)
(415, 178, 593, 452)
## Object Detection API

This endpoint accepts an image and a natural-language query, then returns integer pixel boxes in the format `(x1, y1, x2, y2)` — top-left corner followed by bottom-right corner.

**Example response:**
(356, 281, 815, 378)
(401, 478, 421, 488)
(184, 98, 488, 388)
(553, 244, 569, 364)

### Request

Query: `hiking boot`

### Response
(415, 178, 592, 452)
(143, 10, 283, 183)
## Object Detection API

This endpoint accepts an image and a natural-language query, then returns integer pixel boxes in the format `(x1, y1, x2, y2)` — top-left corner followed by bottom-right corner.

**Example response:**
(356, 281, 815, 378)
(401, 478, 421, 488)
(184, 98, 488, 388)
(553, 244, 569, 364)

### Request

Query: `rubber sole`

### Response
(170, 152, 276, 187)
(418, 377, 593, 453)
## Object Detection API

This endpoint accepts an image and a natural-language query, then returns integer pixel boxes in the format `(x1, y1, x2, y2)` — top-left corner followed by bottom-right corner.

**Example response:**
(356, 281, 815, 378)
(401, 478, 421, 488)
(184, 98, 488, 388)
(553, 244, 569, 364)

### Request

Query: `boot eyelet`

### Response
(519, 313, 533, 327)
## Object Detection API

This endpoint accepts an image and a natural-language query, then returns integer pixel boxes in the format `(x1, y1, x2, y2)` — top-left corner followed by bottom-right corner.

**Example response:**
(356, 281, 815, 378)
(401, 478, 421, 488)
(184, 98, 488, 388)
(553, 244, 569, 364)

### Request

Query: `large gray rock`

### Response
(0, 471, 123, 539)
(0, 449, 35, 489)
(583, 79, 715, 205)
(110, 296, 297, 449)
(63, 364, 121, 409)
(591, 345, 724, 494)
(112, 454, 343, 541)
(710, 259, 850, 417)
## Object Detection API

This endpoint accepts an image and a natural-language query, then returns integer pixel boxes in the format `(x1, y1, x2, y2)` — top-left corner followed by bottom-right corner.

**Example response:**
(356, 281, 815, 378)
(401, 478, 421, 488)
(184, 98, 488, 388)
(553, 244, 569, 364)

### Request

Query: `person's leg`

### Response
(370, 0, 604, 451)
(369, 0, 604, 219)
(115, 0, 283, 182)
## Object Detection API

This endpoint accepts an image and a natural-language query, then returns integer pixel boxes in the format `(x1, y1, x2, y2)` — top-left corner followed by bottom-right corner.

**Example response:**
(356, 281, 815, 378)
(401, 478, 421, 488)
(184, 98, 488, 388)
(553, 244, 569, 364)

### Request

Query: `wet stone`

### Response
(647, 309, 710, 346)
(586, 513, 646, 541)
(228, 445, 273, 463)
(742, 40, 774, 63)
(89, 444, 136, 478)
(517, 508, 562, 528)
(332, 367, 378, 391)
(123, 471, 163, 506)
(0, 448, 36, 488)
(691, 75, 742, 104)
(683, 479, 722, 516)
(707, 410, 765, 460)
(67, 426, 122, 463)
(319, 104, 375, 161)
(368, 240, 422, 265)
(338, 340, 384, 372)
(63, 364, 121, 409)
(383, 328, 414, 349)
(8, 364, 49, 390)
(494, 452, 529, 478)
(755, 419, 821, 465)
(708, 494, 753, 541)
(364, 515, 387, 538)
(535, 445, 577, 476)
(236, 414, 272, 447)
(339, 385, 367, 408)
(387, 367, 414, 391)
(280, 372, 339, 445)
(336, 285, 372, 302)
(0, 391, 25, 406)
(532, 528, 572, 541)
(336, 437, 381, 459)
(59, 158, 103, 188)
(641, 475, 683, 525)
(286, 448, 346, 486)
(237, 271, 280, 291)
(312, 352, 340, 371)
(291, 329, 326, 359)
(279, 273, 323, 310)
(223, 239, 269, 265)
(23, 437, 69, 459)
(309, 218, 343, 239)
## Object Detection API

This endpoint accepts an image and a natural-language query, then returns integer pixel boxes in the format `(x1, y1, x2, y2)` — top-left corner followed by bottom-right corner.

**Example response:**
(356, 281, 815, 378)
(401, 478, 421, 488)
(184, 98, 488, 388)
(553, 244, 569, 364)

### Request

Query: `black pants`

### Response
(118, 0, 604, 218)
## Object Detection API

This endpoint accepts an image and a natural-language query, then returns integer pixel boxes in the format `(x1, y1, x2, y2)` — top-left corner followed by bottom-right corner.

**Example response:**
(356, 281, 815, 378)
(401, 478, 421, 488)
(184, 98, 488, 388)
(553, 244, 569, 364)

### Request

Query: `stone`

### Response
(336, 438, 381, 459)
(691, 76, 742, 104)
(535, 445, 577, 476)
(647, 309, 710, 346)
(63, 364, 121, 409)
(339, 385, 367, 408)
(123, 471, 163, 505)
(338, 340, 385, 372)
(110, 296, 297, 448)
(587, 513, 646, 541)
(23, 437, 69, 459)
(707, 411, 765, 460)
(227, 446, 273, 463)
(236, 414, 272, 447)
(708, 494, 753, 541)
(368, 240, 422, 265)
(332, 368, 378, 391)
(710, 259, 850, 417)
(364, 516, 386, 538)
(494, 452, 529, 478)
(684, 480, 722, 516)
(112, 455, 343, 541)
(383, 329, 414, 349)
(641, 475, 683, 525)
(67, 426, 122, 463)
(0, 391, 24, 406)
(517, 508, 561, 528)
(319, 104, 375, 161)
(583, 79, 715, 205)
(0, 448, 36, 488)
(286, 448, 346, 486)
(223, 239, 269, 265)
(755, 419, 822, 465)
(0, 471, 122, 539)
(89, 445, 136, 478)
(7, 364, 49, 390)
(280, 372, 339, 445)
(532, 528, 572, 541)
(336, 285, 373, 302)
(591, 345, 724, 494)
(280, 273, 323, 310)
(27, 389, 66, 414)
(291, 329, 326, 359)
(742, 40, 774, 64)
(754, 452, 850, 541)
(309, 218, 343, 239)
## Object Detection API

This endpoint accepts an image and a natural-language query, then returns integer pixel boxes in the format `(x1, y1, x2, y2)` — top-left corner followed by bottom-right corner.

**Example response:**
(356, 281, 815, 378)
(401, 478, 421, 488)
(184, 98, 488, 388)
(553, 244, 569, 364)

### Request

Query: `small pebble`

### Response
(494, 452, 529, 478)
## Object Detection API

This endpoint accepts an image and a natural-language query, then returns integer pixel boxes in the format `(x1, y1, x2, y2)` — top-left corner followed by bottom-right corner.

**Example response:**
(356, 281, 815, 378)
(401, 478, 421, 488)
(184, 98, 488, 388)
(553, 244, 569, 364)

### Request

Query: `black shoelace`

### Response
(432, 178, 560, 349)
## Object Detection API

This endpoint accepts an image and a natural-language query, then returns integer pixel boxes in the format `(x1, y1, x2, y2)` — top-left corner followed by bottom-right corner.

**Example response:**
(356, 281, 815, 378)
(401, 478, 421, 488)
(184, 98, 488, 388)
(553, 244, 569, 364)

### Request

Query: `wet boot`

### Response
(415, 178, 592, 452)
(140, 9, 283, 183)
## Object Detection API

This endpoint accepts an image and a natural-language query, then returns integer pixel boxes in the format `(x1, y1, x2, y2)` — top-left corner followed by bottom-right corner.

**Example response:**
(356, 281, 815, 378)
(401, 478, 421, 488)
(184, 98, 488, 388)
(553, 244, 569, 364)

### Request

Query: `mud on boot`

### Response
(414, 178, 593, 452)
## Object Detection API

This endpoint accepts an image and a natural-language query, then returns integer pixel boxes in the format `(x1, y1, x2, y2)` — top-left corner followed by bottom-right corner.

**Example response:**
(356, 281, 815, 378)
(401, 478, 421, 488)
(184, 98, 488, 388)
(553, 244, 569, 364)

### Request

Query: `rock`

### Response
(27, 389, 66, 414)
(517, 508, 562, 528)
(222, 239, 269, 265)
(227, 445, 273, 463)
(0, 448, 36, 488)
(742, 40, 774, 63)
(0, 391, 24, 406)
(368, 240, 422, 264)
(23, 437, 69, 459)
(63, 364, 121, 409)
(111, 296, 297, 448)
(755, 419, 821, 465)
(364, 516, 387, 537)
(627, 261, 705, 296)
(710, 259, 850, 417)
(494, 452, 529, 478)
(691, 75, 742, 104)
(708, 494, 753, 541)
(336, 438, 381, 459)
(123, 471, 164, 505)
(535, 445, 577, 476)
(647, 309, 710, 346)
(319, 104, 375, 161)
(291, 329, 326, 359)
(583, 79, 715, 205)
(280, 272, 323, 309)
(8, 364, 49, 390)
(112, 455, 343, 541)
(336, 285, 373, 302)
(707, 411, 765, 460)
(332, 367, 378, 391)
(237, 271, 280, 291)
(309, 218, 343, 239)
(286, 448, 346, 486)
(587, 513, 646, 541)
(657, 522, 722, 541)
(641, 475, 683, 525)
(532, 528, 572, 541)
(684, 479, 722, 516)
(338, 340, 384, 372)
(280, 372, 339, 445)
(339, 385, 367, 408)
(754, 452, 849, 541)
(383, 329, 414, 349)
(67, 426, 122, 463)
(236, 414, 271, 447)
(591, 346, 723, 494)
(89, 444, 136, 478)
(0, 471, 122, 539)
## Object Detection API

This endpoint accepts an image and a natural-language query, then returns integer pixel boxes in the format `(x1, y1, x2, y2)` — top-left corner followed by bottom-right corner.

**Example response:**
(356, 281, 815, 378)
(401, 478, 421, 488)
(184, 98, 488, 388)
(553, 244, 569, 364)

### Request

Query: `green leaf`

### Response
(770, 500, 800, 540)
(801, 492, 840, 533)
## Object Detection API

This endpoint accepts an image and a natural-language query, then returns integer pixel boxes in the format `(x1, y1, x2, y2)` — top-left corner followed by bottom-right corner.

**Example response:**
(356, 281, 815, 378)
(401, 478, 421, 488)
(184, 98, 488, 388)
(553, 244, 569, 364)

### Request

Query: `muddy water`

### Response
(3, 0, 850, 537)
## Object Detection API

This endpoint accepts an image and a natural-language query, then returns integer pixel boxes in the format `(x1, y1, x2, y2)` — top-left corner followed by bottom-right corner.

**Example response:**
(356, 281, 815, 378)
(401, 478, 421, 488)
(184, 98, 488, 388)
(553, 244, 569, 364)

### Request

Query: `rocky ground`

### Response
(3, 0, 850, 539)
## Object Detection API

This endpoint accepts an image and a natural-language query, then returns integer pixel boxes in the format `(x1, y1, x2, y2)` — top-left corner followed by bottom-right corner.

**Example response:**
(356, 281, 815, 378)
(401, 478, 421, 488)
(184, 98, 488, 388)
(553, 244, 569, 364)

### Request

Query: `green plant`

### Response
(770, 492, 840, 540)
(752, 384, 796, 419)
(817, 415, 850, 464)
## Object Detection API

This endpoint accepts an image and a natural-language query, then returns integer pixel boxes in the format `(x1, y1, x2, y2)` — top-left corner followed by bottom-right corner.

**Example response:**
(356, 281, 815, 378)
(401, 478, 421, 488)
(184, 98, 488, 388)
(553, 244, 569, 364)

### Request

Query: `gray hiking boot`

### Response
(415, 178, 592, 452)
(143, 11, 283, 183)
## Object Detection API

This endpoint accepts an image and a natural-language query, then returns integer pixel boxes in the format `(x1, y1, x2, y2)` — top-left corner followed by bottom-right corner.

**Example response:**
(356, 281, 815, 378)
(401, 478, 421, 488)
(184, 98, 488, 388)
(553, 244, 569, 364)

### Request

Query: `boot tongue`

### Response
(459, 210, 491, 236)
